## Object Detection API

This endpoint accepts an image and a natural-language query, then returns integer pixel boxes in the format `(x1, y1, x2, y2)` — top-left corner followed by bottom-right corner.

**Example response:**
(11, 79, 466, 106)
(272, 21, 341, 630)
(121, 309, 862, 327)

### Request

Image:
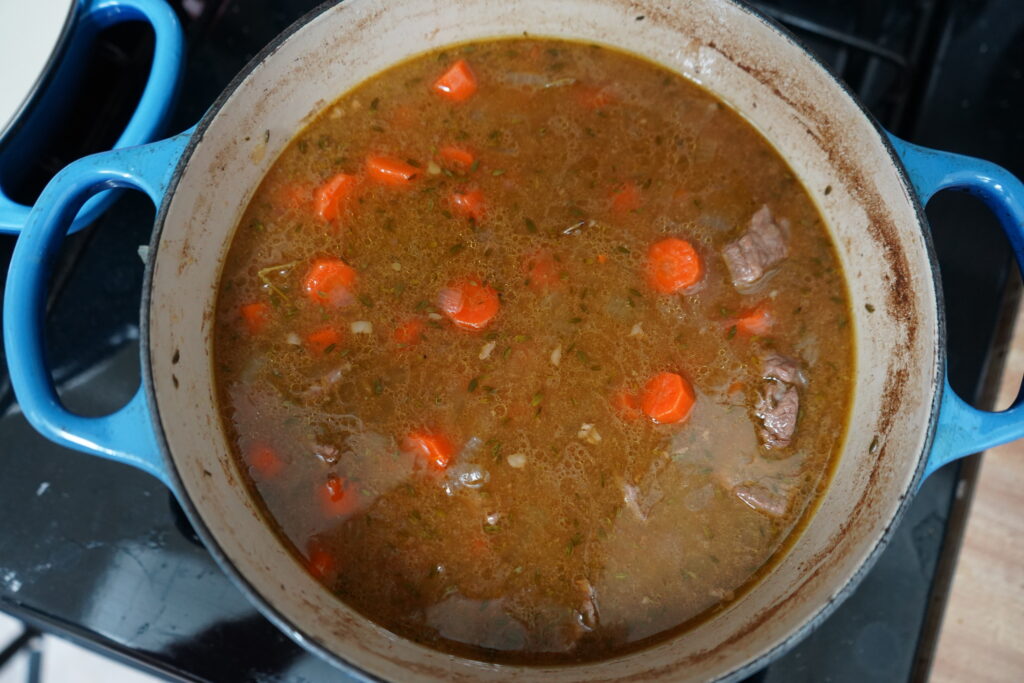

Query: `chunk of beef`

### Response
(755, 354, 804, 450)
(734, 483, 791, 518)
(762, 353, 803, 385)
(756, 384, 800, 449)
(722, 205, 789, 290)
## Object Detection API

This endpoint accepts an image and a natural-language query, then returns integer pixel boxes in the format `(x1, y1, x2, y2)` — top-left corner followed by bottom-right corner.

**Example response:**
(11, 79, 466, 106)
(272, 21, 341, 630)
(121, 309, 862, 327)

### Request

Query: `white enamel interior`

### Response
(0, 0, 76, 140)
(147, 0, 940, 680)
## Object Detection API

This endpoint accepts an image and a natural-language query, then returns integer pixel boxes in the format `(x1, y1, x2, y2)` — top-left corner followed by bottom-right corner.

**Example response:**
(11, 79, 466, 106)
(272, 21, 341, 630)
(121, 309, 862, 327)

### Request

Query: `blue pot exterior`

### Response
(887, 135, 1024, 481)
(0, 0, 183, 235)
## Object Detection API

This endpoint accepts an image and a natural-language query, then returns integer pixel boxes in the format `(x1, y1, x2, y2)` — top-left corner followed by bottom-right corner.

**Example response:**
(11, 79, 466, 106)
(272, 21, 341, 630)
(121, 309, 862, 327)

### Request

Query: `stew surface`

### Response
(213, 38, 853, 664)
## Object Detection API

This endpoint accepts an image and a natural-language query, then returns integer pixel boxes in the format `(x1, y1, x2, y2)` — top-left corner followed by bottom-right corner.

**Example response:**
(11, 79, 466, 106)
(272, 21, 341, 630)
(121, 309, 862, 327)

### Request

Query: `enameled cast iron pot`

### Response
(0, 0, 183, 234)
(6, 0, 1024, 680)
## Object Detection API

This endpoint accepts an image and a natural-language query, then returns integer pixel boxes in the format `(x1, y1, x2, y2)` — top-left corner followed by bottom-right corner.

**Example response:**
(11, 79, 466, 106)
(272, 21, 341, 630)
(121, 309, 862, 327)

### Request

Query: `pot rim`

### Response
(139, 0, 947, 679)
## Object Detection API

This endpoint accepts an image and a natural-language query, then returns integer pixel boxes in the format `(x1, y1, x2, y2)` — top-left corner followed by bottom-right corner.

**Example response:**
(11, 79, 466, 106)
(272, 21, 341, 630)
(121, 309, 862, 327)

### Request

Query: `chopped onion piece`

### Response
(391, 262, 402, 271)
(456, 464, 489, 489)
(577, 423, 602, 445)
(427, 161, 442, 175)
(351, 321, 373, 334)
(550, 345, 562, 366)
(437, 287, 463, 316)
(629, 322, 644, 337)
(507, 453, 527, 468)
(285, 332, 301, 346)
(479, 341, 496, 360)
(427, 312, 443, 320)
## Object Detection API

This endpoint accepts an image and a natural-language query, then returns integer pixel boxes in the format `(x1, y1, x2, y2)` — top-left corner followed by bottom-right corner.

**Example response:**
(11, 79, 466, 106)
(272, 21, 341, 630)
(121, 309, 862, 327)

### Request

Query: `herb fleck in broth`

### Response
(214, 38, 853, 663)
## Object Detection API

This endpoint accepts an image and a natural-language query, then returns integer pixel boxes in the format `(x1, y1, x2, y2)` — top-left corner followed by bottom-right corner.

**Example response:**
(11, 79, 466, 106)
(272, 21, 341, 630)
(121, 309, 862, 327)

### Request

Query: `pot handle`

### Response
(3, 131, 192, 485)
(889, 134, 1024, 479)
(0, 0, 183, 234)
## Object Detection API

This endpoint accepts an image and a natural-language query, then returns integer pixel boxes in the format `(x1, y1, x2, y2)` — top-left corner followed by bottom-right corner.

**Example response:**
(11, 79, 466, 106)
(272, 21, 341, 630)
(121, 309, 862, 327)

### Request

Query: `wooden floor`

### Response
(931, 310, 1024, 681)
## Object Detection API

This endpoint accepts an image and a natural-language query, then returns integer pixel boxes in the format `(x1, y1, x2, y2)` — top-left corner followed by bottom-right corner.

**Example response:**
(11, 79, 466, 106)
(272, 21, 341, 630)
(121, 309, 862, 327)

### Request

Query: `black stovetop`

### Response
(1, 1, 1022, 681)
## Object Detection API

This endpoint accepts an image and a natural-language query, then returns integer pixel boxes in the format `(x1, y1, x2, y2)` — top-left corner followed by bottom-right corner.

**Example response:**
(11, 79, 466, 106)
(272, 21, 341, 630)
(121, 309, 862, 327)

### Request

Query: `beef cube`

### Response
(755, 354, 803, 450)
(762, 353, 803, 386)
(756, 382, 800, 449)
(722, 205, 789, 290)
(734, 483, 790, 518)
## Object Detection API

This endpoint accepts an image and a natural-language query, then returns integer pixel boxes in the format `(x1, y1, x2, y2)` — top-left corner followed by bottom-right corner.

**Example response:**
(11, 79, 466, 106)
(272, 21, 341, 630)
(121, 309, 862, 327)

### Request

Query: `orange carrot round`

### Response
(366, 155, 419, 185)
(305, 326, 342, 355)
(248, 443, 284, 479)
(646, 237, 703, 294)
(240, 302, 270, 334)
(302, 258, 356, 307)
(433, 59, 477, 102)
(640, 372, 696, 424)
(306, 539, 335, 580)
(735, 303, 773, 336)
(403, 430, 455, 470)
(313, 172, 358, 221)
(437, 278, 500, 331)
(320, 475, 360, 517)
(451, 189, 485, 222)
(439, 145, 475, 168)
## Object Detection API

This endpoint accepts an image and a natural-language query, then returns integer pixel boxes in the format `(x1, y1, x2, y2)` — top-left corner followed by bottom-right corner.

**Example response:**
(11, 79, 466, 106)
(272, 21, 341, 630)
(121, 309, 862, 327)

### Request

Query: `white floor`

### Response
(0, 611, 161, 683)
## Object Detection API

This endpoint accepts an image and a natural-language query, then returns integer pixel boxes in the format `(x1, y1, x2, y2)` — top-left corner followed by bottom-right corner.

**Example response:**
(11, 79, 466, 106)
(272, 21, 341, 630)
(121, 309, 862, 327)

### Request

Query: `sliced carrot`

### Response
(240, 302, 270, 334)
(393, 318, 426, 347)
(305, 326, 342, 355)
(313, 172, 358, 222)
(525, 250, 561, 291)
(596, 253, 608, 264)
(403, 430, 455, 470)
(439, 145, 475, 168)
(320, 475, 360, 517)
(433, 59, 477, 102)
(450, 189, 485, 222)
(302, 258, 356, 307)
(612, 389, 641, 420)
(646, 237, 703, 294)
(438, 277, 500, 331)
(306, 539, 335, 580)
(248, 443, 284, 479)
(575, 84, 616, 109)
(610, 181, 641, 214)
(641, 371, 696, 424)
(366, 155, 419, 186)
(735, 303, 773, 336)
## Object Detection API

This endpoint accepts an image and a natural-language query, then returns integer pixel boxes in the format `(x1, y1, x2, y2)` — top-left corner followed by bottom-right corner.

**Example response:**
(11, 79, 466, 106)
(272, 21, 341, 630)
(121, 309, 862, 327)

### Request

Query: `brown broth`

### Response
(213, 38, 853, 664)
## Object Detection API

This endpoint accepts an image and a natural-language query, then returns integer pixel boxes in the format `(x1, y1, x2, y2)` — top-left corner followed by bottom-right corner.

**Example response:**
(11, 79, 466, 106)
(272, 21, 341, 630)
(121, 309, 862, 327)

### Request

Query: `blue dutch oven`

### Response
(3, 0, 1024, 680)
(0, 0, 183, 234)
